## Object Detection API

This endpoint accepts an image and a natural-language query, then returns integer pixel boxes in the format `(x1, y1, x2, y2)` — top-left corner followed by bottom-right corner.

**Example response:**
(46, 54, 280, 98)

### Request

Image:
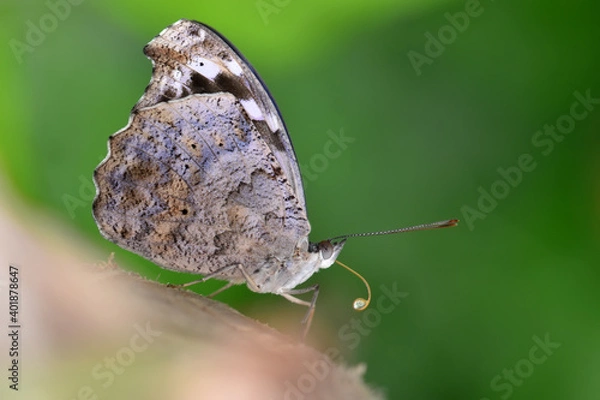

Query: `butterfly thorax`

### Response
(248, 239, 346, 294)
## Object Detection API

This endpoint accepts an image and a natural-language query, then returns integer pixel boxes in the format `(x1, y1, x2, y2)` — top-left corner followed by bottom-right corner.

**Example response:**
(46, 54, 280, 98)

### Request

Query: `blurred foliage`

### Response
(1, 0, 599, 398)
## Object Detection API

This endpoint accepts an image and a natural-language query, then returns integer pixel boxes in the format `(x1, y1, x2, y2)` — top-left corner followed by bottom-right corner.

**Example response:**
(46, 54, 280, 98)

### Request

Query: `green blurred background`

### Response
(1, 0, 599, 398)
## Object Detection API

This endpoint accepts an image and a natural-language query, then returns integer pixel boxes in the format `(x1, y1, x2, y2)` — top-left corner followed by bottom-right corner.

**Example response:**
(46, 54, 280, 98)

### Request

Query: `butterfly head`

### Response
(267, 238, 346, 293)
(309, 239, 346, 269)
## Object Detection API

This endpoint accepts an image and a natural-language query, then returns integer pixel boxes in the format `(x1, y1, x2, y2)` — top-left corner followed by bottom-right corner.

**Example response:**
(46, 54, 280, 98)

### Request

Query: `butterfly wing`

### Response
(93, 20, 310, 280)
(139, 19, 306, 206)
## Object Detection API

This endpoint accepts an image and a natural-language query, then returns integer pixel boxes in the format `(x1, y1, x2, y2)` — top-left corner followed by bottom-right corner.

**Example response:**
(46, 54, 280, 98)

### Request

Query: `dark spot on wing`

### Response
(252, 121, 286, 153)
(218, 51, 233, 62)
(189, 72, 219, 94)
(164, 88, 176, 99)
(215, 73, 250, 100)
(188, 25, 199, 36)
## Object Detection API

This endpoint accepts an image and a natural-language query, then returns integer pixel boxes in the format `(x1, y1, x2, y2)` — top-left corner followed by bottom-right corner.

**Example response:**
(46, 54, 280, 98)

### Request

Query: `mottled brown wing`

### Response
(93, 93, 309, 279)
(92, 20, 311, 279)
(137, 19, 306, 208)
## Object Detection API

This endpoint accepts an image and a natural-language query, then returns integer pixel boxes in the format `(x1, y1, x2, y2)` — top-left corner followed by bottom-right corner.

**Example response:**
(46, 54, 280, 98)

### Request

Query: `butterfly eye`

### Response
(318, 240, 334, 260)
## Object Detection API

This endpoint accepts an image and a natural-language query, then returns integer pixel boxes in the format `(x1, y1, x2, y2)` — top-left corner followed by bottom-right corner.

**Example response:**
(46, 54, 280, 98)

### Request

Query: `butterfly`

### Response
(93, 19, 457, 336)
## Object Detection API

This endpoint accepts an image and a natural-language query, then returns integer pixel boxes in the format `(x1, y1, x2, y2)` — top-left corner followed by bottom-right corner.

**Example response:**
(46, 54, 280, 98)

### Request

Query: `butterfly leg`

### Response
(235, 264, 263, 292)
(280, 284, 320, 339)
(207, 282, 235, 298)
(180, 264, 240, 288)
(235, 264, 320, 339)
(182, 263, 261, 293)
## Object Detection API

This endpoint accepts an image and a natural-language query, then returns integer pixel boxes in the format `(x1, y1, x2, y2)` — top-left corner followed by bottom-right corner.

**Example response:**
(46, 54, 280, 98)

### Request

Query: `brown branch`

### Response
(0, 192, 384, 399)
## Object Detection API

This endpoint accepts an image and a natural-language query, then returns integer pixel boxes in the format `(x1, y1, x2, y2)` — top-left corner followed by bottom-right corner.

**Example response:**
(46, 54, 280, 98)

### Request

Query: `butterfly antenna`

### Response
(335, 260, 371, 311)
(330, 219, 458, 311)
(329, 219, 459, 242)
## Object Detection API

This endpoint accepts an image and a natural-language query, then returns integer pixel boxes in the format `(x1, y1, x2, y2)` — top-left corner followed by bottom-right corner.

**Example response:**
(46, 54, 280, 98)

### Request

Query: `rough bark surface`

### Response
(0, 190, 384, 400)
